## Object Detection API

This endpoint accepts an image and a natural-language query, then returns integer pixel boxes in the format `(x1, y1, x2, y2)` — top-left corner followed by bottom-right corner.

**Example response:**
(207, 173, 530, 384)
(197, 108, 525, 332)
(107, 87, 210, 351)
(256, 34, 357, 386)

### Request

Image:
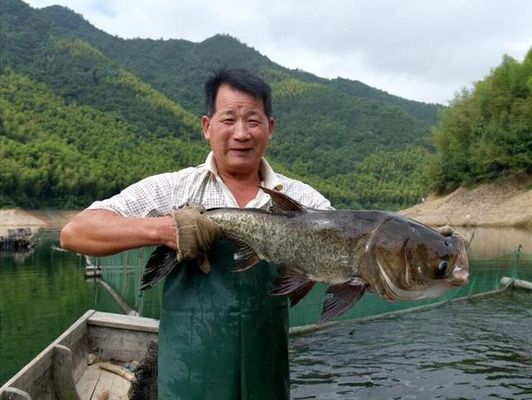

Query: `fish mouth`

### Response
(447, 264, 469, 286)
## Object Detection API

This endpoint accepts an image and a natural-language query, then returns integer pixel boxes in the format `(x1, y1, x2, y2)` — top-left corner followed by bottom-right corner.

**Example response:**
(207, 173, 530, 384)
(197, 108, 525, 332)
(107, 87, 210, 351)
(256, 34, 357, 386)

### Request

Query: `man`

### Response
(61, 68, 331, 399)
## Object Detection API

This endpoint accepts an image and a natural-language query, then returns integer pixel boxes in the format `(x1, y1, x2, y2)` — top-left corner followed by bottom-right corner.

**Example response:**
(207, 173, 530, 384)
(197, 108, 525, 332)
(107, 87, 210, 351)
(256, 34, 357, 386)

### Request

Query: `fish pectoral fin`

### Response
(319, 278, 368, 323)
(270, 266, 316, 306)
(141, 246, 178, 290)
(259, 186, 307, 214)
(228, 237, 261, 272)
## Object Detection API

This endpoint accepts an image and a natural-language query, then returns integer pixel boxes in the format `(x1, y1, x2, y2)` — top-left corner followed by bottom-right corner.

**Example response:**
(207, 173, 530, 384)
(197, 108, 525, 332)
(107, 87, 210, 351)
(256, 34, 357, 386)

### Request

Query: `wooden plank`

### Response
(108, 377, 129, 400)
(81, 363, 130, 400)
(51, 345, 80, 400)
(88, 312, 159, 333)
(25, 370, 55, 400)
(56, 311, 90, 383)
(0, 388, 31, 400)
(89, 370, 113, 400)
(88, 326, 157, 362)
(76, 365, 102, 400)
(78, 363, 130, 400)
(68, 330, 89, 384)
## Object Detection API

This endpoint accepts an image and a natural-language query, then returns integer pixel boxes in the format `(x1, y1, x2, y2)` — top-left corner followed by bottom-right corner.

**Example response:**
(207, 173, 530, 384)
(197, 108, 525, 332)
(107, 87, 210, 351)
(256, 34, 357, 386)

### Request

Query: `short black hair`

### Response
(204, 68, 272, 118)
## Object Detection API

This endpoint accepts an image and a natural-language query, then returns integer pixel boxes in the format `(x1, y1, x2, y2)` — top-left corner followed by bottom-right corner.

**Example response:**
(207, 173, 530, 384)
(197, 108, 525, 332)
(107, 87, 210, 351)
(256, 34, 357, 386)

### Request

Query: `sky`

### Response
(25, 0, 532, 105)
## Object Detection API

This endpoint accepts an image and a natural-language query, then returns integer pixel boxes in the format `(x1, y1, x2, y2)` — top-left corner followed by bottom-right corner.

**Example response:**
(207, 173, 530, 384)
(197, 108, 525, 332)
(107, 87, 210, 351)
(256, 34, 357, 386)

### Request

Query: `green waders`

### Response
(158, 240, 290, 399)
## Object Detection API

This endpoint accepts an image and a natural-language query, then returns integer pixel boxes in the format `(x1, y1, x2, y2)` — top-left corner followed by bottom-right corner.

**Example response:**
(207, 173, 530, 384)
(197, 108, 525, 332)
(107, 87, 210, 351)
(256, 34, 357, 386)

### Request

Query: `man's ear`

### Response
(202, 116, 211, 141)
(268, 117, 275, 140)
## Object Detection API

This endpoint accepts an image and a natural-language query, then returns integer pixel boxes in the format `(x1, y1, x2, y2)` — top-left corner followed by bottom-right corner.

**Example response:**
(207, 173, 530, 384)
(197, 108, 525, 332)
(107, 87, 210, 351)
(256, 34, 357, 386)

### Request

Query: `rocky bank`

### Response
(400, 177, 532, 229)
(0, 209, 79, 237)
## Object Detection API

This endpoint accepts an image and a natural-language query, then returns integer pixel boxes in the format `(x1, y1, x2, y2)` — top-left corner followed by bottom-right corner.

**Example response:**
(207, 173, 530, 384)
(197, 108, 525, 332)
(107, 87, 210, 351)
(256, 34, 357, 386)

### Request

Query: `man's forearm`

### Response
(60, 209, 176, 256)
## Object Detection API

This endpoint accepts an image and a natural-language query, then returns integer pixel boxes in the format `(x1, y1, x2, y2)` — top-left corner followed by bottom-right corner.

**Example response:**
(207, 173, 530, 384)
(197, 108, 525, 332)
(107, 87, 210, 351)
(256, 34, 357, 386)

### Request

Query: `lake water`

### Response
(290, 291, 532, 399)
(1, 227, 531, 398)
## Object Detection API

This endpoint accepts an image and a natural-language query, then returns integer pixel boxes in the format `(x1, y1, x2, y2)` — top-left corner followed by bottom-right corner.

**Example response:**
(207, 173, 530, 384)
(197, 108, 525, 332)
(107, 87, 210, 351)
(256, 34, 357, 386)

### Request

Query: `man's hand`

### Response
(173, 207, 223, 263)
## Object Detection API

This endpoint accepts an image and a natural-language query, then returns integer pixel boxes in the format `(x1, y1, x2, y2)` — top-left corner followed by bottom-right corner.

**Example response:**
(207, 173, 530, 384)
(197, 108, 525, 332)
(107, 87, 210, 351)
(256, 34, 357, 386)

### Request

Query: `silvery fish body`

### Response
(142, 188, 469, 322)
(207, 208, 380, 284)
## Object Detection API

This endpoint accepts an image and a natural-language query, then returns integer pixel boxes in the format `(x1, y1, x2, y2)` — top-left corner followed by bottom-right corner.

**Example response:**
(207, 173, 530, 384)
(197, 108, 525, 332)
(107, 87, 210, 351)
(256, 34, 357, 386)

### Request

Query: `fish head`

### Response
(365, 217, 469, 301)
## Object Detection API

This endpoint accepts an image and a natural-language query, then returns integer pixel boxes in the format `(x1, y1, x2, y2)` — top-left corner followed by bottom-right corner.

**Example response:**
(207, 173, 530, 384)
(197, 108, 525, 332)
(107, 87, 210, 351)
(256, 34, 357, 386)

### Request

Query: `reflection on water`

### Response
(290, 291, 532, 400)
(457, 227, 531, 260)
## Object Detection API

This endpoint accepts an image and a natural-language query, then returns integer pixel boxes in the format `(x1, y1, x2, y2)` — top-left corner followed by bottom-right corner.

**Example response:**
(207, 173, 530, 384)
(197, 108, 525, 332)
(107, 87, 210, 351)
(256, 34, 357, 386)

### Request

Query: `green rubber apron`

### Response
(158, 239, 290, 399)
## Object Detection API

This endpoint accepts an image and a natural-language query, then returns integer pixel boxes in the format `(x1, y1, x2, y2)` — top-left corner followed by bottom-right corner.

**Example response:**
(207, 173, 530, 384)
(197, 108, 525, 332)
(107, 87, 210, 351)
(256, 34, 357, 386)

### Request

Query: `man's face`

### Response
(202, 84, 274, 177)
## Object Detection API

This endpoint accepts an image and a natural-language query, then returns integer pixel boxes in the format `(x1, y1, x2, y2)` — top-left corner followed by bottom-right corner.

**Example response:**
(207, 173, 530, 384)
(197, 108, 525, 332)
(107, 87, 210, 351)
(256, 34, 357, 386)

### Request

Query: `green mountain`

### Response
(1, 0, 442, 209)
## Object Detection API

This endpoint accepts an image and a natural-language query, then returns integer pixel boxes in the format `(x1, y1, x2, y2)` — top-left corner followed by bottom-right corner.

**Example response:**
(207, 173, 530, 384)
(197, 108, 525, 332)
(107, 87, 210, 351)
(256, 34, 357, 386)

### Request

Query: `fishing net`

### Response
(94, 244, 530, 329)
(128, 341, 158, 400)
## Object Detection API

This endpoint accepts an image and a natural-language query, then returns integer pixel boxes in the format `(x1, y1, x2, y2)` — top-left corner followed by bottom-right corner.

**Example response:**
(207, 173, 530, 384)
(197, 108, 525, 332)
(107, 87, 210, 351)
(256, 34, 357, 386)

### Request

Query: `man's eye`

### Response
(222, 118, 234, 124)
(248, 120, 260, 127)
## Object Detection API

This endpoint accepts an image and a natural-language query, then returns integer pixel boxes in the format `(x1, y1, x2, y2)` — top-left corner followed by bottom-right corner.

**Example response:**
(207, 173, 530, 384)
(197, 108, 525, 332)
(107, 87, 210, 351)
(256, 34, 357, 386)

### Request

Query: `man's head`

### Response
(202, 69, 275, 179)
(204, 68, 272, 118)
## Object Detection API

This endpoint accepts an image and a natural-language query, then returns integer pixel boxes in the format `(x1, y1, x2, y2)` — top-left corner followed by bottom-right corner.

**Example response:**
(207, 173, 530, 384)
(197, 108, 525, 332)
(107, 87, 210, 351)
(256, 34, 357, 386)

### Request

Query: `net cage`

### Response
(90, 245, 531, 328)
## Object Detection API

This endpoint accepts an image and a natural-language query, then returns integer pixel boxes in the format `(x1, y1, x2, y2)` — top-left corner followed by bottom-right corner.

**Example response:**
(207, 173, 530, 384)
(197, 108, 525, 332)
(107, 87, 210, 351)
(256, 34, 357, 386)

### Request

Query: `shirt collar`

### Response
(203, 151, 283, 191)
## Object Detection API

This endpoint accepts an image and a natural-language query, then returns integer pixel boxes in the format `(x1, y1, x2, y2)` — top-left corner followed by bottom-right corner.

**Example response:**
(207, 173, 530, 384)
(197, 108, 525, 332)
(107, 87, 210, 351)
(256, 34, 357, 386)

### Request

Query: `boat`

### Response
(0, 310, 159, 400)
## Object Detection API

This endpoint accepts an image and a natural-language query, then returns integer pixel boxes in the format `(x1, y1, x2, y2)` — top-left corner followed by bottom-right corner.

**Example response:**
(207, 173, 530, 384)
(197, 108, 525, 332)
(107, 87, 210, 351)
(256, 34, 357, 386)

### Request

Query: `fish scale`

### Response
(207, 210, 358, 283)
(141, 187, 469, 323)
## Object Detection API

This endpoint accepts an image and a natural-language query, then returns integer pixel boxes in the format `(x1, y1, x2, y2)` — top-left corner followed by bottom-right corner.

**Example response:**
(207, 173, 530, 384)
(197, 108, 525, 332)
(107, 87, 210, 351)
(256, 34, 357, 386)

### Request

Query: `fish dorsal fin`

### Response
(227, 236, 261, 272)
(259, 186, 306, 213)
(319, 278, 368, 323)
(270, 266, 316, 306)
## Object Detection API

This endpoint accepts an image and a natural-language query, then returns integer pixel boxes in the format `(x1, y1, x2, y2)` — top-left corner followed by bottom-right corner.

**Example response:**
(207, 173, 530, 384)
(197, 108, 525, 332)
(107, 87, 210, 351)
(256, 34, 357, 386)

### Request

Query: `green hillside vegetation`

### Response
(8, 0, 512, 211)
(0, 71, 208, 208)
(430, 50, 532, 192)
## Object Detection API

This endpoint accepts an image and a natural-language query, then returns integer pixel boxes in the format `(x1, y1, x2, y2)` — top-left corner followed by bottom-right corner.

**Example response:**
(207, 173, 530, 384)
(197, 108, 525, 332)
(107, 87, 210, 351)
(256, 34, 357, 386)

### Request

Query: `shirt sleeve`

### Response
(277, 176, 335, 210)
(87, 172, 179, 217)
(300, 186, 334, 210)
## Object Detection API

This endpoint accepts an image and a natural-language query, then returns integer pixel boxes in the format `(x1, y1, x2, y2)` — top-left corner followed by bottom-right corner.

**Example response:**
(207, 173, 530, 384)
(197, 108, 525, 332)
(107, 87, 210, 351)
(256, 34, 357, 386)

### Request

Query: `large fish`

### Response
(141, 188, 469, 322)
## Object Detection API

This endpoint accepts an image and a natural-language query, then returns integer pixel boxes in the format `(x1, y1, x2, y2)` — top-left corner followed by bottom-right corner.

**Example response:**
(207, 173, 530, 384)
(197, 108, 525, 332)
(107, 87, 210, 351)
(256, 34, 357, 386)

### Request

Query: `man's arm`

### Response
(60, 209, 177, 256)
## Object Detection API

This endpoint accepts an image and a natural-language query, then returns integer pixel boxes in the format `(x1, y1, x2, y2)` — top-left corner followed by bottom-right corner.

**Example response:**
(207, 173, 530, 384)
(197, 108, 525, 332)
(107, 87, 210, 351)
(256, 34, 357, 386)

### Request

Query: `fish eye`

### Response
(438, 260, 449, 275)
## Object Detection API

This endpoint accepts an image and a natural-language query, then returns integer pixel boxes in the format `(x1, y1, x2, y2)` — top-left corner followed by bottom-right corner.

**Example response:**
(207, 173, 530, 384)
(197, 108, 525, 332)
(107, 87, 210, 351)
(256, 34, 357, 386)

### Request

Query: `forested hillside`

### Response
(0, 72, 208, 207)
(2, 0, 443, 209)
(429, 50, 532, 192)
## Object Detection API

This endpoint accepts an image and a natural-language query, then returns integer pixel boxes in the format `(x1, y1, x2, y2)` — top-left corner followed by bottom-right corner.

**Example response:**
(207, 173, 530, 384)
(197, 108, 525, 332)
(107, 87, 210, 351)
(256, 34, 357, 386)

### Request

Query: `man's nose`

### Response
(233, 120, 250, 140)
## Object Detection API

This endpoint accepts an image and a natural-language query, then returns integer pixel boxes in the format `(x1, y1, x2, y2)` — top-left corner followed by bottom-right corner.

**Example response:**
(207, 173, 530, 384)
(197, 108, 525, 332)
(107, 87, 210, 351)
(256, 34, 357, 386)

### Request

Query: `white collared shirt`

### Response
(88, 152, 332, 216)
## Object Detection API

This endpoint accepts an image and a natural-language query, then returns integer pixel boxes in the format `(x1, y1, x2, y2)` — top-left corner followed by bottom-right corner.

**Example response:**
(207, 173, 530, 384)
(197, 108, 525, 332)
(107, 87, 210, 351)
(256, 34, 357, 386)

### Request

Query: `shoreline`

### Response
(400, 177, 531, 229)
(0, 209, 79, 237)
(1, 178, 530, 233)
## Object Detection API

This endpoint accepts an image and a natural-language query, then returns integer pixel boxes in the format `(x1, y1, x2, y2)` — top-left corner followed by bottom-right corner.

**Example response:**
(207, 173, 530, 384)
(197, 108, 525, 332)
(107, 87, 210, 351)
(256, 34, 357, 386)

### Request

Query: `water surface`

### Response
(290, 291, 532, 399)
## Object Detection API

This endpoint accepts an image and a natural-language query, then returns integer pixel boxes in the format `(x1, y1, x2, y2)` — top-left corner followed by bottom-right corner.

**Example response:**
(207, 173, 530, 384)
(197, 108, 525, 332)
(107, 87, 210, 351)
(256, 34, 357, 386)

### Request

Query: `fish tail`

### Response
(141, 246, 178, 290)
